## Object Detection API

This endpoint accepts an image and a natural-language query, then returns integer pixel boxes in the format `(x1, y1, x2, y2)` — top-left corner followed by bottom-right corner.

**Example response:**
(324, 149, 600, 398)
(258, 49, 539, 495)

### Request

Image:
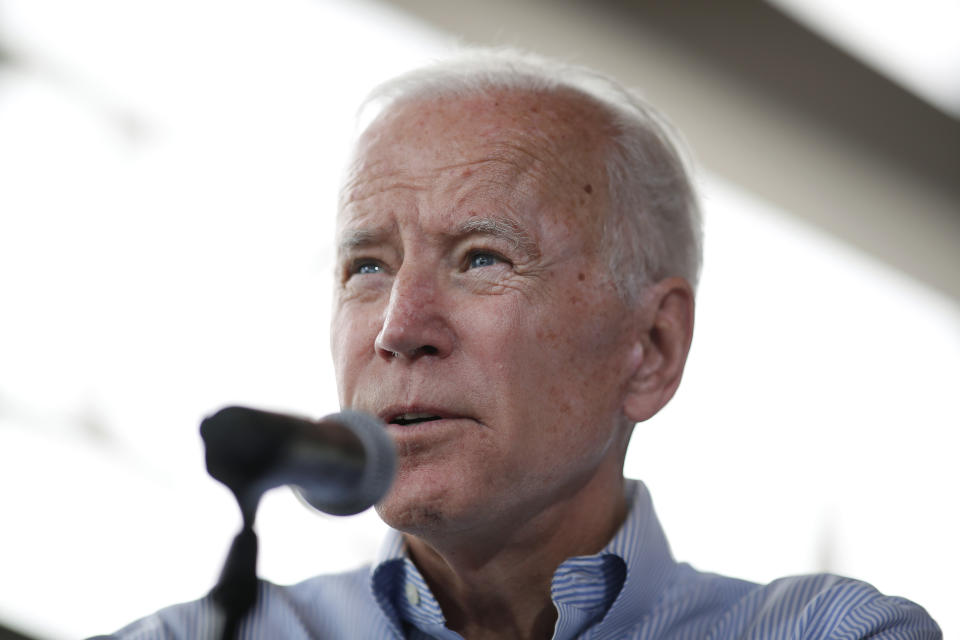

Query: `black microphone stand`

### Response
(198, 405, 396, 640)
(210, 492, 261, 640)
(200, 408, 276, 640)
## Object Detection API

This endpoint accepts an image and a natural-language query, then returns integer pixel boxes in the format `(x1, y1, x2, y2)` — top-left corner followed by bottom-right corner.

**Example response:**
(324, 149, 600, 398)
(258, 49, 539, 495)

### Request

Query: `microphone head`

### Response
(201, 406, 396, 517)
(294, 410, 396, 516)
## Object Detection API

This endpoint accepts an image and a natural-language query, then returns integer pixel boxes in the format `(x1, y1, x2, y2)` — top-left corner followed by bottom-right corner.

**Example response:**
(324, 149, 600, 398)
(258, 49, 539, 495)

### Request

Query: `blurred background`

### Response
(0, 0, 957, 638)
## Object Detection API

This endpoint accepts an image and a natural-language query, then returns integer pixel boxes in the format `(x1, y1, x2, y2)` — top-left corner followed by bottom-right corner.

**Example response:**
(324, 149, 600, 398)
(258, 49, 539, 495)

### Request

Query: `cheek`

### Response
(521, 292, 629, 422)
(533, 289, 620, 367)
(330, 303, 382, 400)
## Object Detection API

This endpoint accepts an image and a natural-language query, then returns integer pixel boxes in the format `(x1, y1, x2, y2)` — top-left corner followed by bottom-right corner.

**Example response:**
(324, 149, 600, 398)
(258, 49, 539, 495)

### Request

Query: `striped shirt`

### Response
(102, 480, 941, 639)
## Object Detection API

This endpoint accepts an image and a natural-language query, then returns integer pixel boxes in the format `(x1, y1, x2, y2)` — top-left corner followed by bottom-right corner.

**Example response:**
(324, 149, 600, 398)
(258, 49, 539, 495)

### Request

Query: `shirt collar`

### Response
(370, 533, 450, 638)
(582, 478, 678, 638)
(369, 479, 677, 639)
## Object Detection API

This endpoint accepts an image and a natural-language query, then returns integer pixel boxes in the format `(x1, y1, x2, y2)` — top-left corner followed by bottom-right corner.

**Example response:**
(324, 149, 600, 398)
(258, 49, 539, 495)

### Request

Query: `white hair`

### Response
(357, 48, 703, 299)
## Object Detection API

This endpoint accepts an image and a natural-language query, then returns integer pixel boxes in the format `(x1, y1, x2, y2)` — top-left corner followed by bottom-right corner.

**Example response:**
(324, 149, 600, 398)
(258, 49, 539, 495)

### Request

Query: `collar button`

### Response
(404, 581, 421, 607)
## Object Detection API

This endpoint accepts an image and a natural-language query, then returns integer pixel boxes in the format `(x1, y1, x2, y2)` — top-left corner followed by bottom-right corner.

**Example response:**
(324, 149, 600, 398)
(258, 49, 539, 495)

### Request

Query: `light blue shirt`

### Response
(102, 480, 940, 639)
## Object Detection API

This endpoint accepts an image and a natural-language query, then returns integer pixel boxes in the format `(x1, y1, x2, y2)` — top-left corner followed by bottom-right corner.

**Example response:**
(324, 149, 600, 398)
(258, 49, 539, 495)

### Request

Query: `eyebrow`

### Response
(337, 227, 391, 253)
(336, 216, 540, 259)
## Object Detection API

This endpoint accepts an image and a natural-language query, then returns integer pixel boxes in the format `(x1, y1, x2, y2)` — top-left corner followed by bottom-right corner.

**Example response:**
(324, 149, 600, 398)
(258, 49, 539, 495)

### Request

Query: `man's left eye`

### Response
(467, 252, 500, 269)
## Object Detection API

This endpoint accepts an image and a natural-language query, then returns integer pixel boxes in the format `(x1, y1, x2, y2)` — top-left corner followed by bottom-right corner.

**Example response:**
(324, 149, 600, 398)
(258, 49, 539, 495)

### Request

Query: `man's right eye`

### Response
(352, 260, 383, 275)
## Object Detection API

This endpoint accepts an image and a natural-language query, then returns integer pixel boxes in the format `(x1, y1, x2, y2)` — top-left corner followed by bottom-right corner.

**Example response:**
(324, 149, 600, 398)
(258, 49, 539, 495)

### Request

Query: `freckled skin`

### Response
(331, 89, 650, 637)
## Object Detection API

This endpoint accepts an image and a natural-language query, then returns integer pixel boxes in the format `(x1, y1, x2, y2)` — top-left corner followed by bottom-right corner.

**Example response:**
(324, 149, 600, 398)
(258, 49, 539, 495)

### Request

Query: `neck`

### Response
(405, 466, 629, 640)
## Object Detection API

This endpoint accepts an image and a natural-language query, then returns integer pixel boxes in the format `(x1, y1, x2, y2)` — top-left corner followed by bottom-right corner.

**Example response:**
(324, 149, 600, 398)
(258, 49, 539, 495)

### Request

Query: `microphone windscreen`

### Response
(295, 410, 396, 516)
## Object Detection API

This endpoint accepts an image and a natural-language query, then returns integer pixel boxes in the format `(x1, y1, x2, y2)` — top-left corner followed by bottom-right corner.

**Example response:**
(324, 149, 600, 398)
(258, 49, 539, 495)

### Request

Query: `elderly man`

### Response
(104, 51, 939, 639)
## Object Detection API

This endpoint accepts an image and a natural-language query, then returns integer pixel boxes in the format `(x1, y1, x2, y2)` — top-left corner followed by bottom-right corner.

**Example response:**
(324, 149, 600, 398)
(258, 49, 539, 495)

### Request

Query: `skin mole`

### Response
(537, 327, 559, 342)
(583, 183, 593, 194)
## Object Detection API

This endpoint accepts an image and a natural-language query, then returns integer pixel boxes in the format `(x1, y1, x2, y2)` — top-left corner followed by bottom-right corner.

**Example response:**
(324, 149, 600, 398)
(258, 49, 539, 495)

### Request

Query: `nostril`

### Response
(377, 343, 441, 360)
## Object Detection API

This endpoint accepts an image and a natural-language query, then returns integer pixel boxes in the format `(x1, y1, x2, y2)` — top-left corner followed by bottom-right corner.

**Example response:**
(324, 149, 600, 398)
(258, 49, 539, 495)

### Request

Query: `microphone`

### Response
(200, 406, 396, 516)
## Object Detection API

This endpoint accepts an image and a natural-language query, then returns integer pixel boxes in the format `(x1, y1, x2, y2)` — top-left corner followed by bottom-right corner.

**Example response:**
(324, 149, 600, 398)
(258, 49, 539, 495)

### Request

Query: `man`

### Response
(104, 50, 940, 639)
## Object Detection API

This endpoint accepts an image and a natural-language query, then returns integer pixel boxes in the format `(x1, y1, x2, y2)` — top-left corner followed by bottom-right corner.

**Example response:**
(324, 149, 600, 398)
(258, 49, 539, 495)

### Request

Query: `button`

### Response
(405, 581, 420, 607)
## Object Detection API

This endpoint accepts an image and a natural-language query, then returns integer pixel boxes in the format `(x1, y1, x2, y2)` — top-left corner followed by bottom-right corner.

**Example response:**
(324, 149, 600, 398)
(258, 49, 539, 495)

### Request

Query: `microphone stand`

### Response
(198, 405, 396, 639)
(210, 492, 261, 640)
(200, 406, 277, 640)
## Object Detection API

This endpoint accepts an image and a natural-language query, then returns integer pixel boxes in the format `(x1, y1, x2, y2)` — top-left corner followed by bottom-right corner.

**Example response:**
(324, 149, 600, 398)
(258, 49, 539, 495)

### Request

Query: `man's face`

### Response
(332, 90, 640, 537)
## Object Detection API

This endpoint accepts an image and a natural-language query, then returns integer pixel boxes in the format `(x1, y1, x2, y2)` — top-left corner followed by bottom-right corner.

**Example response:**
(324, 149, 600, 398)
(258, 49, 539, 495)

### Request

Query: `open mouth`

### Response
(391, 413, 444, 426)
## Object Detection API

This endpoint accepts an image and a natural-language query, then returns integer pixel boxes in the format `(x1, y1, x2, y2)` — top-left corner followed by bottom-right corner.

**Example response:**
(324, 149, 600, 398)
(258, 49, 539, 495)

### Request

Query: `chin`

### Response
(375, 475, 458, 535)
(376, 500, 446, 536)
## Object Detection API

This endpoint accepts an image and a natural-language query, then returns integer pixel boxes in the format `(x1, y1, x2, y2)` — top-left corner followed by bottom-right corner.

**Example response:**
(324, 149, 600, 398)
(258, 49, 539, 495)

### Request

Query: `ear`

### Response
(623, 277, 695, 423)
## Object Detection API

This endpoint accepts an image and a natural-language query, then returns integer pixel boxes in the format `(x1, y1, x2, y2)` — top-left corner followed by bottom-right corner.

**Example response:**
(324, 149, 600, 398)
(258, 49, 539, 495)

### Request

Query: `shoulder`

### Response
(655, 568, 941, 640)
(91, 593, 221, 640)
(749, 574, 941, 639)
(95, 566, 393, 640)
(280, 565, 379, 626)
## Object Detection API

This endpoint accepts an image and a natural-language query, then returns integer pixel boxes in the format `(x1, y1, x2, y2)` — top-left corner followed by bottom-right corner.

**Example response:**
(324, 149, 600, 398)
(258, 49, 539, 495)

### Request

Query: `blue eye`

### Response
(468, 252, 500, 269)
(354, 261, 383, 275)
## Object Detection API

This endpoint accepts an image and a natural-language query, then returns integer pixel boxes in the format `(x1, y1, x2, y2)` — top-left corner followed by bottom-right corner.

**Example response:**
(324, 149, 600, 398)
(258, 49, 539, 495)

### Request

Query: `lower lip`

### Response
(385, 417, 472, 435)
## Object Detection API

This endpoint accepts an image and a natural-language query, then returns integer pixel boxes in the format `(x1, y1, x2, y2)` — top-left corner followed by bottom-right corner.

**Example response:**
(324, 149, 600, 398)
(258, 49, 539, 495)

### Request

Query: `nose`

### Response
(375, 265, 455, 361)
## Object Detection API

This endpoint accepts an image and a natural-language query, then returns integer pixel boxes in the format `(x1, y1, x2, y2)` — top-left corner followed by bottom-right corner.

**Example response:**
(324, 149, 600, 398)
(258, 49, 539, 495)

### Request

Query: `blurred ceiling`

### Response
(599, 1, 959, 195)
(770, 0, 960, 120)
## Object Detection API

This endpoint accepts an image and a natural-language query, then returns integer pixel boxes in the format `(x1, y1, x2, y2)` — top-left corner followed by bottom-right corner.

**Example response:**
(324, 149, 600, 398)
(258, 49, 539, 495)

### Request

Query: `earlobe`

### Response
(623, 277, 695, 423)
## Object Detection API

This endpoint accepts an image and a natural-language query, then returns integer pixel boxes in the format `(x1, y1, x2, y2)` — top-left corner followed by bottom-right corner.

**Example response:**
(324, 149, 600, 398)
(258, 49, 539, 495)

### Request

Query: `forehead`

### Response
(339, 88, 612, 234)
